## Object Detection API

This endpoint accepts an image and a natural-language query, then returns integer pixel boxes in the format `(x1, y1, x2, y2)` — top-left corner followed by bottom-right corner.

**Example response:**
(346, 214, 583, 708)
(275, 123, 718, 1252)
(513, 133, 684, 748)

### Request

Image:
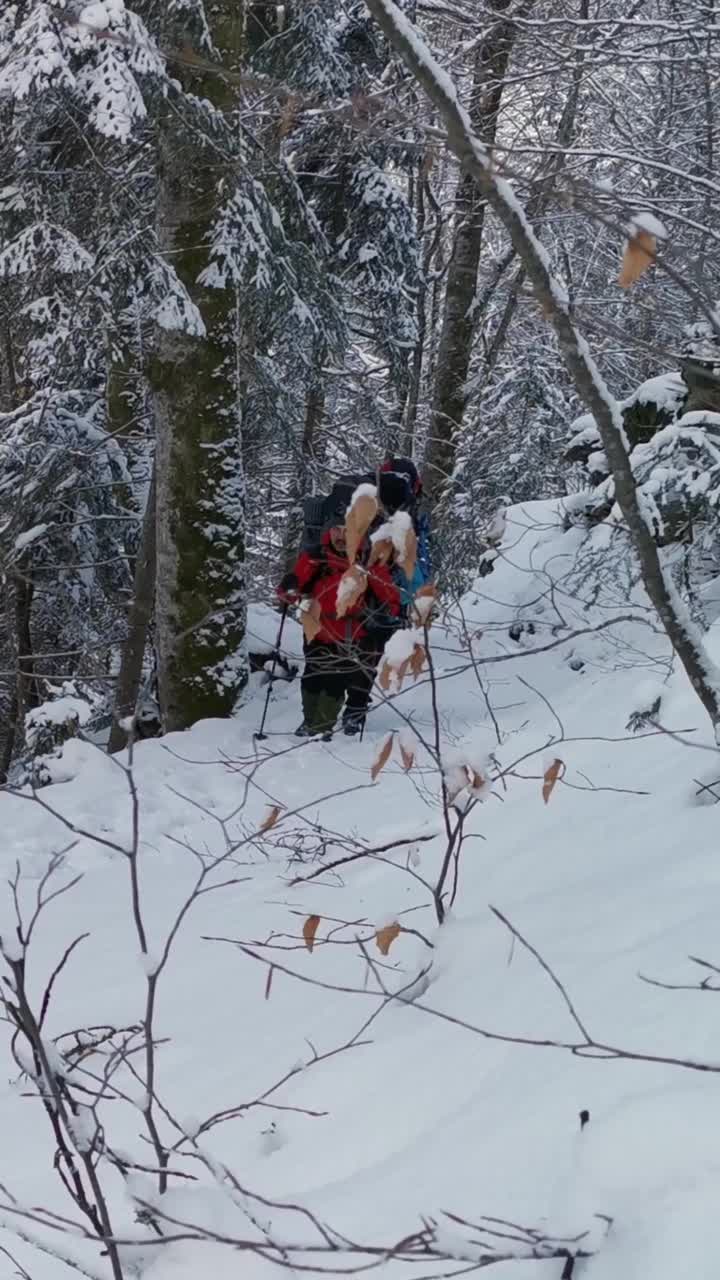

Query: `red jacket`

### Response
(280, 533, 400, 645)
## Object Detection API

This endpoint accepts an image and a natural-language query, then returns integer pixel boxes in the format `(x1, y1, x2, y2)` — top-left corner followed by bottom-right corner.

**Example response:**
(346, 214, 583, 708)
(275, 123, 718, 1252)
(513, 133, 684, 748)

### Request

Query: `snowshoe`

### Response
(342, 714, 365, 737)
(295, 721, 312, 737)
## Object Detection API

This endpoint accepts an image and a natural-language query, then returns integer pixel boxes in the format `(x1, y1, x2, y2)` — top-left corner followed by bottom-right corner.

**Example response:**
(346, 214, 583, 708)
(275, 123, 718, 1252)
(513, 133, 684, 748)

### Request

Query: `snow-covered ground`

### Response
(3, 500, 720, 1280)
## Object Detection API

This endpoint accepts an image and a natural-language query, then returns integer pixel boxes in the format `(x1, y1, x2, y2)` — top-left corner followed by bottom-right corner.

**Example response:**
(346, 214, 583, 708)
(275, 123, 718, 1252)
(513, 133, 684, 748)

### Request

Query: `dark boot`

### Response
(342, 712, 365, 736)
(312, 690, 343, 737)
(301, 687, 342, 737)
(300, 687, 322, 735)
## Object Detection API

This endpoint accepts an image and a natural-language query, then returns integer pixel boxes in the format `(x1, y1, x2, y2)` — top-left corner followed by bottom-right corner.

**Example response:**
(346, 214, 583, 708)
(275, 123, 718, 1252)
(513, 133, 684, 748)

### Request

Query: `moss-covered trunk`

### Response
(151, 8, 247, 733)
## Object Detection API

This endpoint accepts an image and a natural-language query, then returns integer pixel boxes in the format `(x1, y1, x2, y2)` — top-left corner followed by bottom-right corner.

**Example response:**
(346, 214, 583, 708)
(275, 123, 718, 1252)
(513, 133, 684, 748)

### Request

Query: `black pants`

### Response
(301, 639, 380, 732)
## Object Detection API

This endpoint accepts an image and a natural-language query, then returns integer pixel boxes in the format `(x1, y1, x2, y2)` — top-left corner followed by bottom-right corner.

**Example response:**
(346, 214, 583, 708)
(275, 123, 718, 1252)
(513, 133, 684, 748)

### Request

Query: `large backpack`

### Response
(378, 457, 432, 601)
(301, 472, 372, 554)
(299, 462, 432, 603)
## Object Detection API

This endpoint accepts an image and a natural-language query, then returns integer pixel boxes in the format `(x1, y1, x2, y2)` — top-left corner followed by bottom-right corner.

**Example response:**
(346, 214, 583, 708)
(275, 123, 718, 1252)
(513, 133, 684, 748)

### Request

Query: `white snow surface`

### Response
(350, 481, 378, 507)
(4, 501, 720, 1278)
(247, 602, 305, 661)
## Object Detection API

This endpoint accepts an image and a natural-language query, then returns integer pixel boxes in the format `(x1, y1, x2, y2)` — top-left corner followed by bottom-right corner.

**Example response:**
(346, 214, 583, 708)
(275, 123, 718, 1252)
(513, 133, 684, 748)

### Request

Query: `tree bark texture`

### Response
(281, 346, 327, 576)
(151, 8, 247, 733)
(423, 0, 527, 504)
(109, 467, 157, 753)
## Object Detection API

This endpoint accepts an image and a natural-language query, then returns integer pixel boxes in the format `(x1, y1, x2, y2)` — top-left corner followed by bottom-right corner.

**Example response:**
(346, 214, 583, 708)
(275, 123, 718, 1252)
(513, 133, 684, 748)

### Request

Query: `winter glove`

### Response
(277, 572, 300, 604)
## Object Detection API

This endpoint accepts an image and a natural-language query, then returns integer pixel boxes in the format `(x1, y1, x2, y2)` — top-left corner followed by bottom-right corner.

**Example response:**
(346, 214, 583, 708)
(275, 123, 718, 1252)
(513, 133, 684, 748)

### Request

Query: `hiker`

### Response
(278, 500, 401, 738)
(377, 457, 432, 611)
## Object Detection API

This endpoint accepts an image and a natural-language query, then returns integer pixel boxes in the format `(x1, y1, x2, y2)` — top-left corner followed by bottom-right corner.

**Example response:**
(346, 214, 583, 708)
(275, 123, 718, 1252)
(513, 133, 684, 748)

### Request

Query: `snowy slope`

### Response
(3, 500, 720, 1280)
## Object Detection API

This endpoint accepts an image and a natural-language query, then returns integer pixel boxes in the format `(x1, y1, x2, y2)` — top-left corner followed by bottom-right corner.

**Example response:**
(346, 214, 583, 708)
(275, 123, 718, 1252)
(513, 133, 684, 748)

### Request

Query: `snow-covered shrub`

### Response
(22, 681, 100, 784)
(564, 366, 720, 546)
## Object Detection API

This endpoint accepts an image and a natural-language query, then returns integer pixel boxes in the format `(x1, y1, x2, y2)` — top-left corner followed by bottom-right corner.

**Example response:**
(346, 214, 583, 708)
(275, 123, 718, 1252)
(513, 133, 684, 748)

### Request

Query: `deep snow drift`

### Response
(3, 500, 720, 1280)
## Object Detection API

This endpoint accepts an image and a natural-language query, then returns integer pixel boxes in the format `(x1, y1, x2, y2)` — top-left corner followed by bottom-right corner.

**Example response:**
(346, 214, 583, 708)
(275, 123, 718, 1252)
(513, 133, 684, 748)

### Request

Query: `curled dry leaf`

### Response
(618, 229, 656, 288)
(369, 537, 394, 566)
(259, 804, 282, 833)
(302, 914, 321, 952)
(379, 656, 410, 691)
(336, 564, 367, 619)
(371, 732, 394, 781)
(409, 643, 426, 678)
(346, 492, 379, 564)
(376, 922, 402, 956)
(412, 583, 437, 626)
(542, 758, 565, 805)
(301, 597, 322, 643)
(400, 743, 415, 772)
(401, 525, 417, 580)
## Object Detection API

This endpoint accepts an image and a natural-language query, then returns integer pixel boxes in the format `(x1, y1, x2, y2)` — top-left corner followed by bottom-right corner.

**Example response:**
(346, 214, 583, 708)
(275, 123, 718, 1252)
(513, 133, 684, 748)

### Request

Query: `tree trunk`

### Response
(365, 0, 720, 732)
(109, 467, 157, 753)
(472, 0, 590, 399)
(16, 573, 40, 713)
(0, 572, 41, 779)
(423, 0, 527, 505)
(0, 323, 19, 414)
(281, 348, 326, 576)
(151, 9, 248, 734)
(400, 168, 430, 456)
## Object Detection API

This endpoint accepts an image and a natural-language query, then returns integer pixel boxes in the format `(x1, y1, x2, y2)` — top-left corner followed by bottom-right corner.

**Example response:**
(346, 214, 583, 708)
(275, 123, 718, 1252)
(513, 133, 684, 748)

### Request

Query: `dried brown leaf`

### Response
(303, 914, 321, 952)
(371, 732, 394, 781)
(301, 598, 322, 643)
(395, 656, 410, 690)
(542, 758, 565, 805)
(400, 743, 415, 772)
(346, 492, 379, 564)
(336, 565, 367, 619)
(259, 805, 282, 833)
(369, 537, 393, 566)
(618, 229, 656, 288)
(376, 922, 402, 956)
(401, 525, 417, 580)
(412, 583, 437, 626)
(378, 659, 392, 691)
(409, 644, 426, 678)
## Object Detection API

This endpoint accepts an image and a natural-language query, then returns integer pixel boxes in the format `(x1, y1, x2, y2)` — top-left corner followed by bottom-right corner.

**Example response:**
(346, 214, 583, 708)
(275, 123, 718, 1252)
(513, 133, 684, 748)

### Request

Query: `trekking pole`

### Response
(254, 603, 289, 741)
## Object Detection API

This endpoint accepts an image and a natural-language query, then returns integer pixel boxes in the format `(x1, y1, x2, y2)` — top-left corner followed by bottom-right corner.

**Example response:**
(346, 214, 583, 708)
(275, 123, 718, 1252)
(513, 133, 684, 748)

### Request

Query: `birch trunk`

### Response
(424, 0, 527, 504)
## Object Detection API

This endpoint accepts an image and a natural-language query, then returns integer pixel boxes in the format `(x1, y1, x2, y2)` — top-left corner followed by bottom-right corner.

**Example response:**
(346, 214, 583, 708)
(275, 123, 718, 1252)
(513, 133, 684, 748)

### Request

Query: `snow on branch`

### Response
(363, 0, 720, 734)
